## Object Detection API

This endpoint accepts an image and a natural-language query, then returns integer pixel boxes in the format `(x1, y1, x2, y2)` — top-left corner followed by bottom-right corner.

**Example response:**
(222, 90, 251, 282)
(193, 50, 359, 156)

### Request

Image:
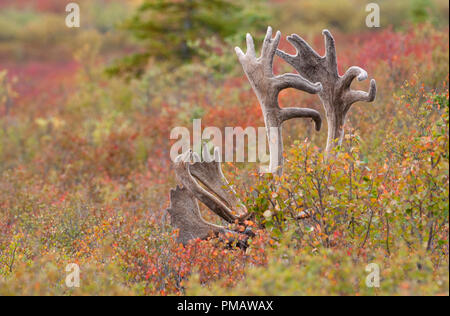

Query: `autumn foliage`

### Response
(0, 0, 448, 295)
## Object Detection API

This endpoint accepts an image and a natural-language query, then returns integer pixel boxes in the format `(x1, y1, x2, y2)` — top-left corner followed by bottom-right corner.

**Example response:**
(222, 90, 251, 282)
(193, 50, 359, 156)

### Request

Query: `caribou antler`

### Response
(167, 185, 250, 246)
(166, 186, 227, 245)
(276, 30, 377, 154)
(235, 26, 323, 176)
(166, 148, 251, 245)
(190, 147, 247, 218)
(174, 150, 247, 223)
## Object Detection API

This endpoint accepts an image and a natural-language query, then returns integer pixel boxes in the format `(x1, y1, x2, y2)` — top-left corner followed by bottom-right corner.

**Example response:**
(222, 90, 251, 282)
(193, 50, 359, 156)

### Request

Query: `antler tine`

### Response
(261, 25, 274, 57)
(280, 107, 322, 131)
(246, 33, 256, 58)
(235, 32, 258, 62)
(339, 66, 369, 92)
(261, 27, 281, 72)
(322, 30, 338, 75)
(274, 73, 322, 94)
(275, 49, 296, 68)
(285, 34, 321, 64)
(344, 79, 377, 111)
(202, 144, 213, 163)
(213, 146, 221, 162)
(337, 66, 374, 111)
(192, 151, 201, 163)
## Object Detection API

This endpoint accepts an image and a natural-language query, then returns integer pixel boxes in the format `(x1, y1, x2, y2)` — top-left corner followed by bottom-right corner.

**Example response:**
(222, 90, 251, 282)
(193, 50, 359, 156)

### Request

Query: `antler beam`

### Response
(276, 30, 377, 154)
(235, 27, 323, 176)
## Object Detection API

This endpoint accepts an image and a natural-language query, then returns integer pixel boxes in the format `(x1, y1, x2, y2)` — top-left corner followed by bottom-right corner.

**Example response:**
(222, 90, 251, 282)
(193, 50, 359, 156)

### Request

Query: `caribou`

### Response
(165, 27, 376, 245)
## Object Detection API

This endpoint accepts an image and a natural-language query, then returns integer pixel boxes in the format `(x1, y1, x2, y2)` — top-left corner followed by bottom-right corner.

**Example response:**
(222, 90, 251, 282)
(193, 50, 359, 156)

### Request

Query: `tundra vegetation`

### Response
(0, 0, 449, 296)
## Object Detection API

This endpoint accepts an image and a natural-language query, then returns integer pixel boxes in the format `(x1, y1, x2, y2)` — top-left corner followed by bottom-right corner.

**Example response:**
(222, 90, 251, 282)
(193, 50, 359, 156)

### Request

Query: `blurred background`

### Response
(1, 0, 448, 93)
